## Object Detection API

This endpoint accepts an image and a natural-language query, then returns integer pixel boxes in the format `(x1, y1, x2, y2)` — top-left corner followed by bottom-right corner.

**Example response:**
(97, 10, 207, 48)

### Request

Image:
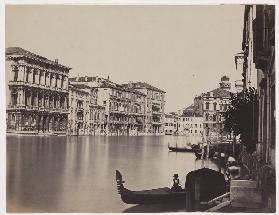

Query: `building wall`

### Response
(68, 85, 90, 135)
(6, 47, 70, 135)
(88, 88, 105, 135)
(164, 115, 178, 135)
(97, 86, 146, 136)
(241, 5, 275, 210)
(178, 116, 203, 136)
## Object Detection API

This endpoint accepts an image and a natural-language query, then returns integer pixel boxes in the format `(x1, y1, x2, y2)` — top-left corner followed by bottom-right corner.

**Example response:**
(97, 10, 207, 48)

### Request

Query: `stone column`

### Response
(57, 75, 61, 89)
(61, 76, 64, 89)
(64, 77, 68, 90)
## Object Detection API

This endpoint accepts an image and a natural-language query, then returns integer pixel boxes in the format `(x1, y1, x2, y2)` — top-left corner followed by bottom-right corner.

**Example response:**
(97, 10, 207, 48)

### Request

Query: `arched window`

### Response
(213, 114, 217, 121)
(205, 113, 209, 121)
(205, 102, 210, 110)
(13, 66, 19, 82)
(213, 102, 217, 110)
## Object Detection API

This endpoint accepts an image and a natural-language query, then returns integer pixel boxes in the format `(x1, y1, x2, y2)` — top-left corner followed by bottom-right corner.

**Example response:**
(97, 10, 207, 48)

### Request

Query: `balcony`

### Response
(77, 107, 84, 112)
(152, 120, 163, 125)
(152, 110, 163, 115)
(7, 104, 26, 110)
(8, 81, 68, 93)
(77, 117, 84, 122)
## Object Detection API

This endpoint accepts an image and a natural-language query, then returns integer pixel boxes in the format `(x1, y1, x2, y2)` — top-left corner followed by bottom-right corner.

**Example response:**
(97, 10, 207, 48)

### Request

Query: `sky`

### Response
(6, 5, 244, 112)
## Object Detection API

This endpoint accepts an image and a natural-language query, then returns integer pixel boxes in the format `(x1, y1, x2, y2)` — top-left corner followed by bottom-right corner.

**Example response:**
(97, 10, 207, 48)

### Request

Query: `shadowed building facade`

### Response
(6, 47, 70, 134)
(241, 5, 275, 210)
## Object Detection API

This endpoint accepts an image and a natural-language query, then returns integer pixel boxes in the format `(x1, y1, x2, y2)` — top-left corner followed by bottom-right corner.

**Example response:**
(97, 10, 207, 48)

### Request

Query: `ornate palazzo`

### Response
(6, 47, 71, 134)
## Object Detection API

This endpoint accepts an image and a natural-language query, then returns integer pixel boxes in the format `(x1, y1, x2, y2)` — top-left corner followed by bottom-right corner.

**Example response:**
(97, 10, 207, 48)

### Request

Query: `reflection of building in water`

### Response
(6, 47, 70, 134)
(178, 105, 203, 136)
(194, 76, 231, 140)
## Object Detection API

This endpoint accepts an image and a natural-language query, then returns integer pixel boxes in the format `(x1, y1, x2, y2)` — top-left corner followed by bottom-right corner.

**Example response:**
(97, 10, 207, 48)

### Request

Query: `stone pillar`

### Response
(61, 76, 64, 89)
(18, 66, 25, 82)
(57, 75, 61, 89)
(65, 77, 68, 90)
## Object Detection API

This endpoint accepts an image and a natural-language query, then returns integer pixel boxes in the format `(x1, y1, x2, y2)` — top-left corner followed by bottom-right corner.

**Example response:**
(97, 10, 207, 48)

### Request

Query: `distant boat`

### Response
(168, 142, 195, 152)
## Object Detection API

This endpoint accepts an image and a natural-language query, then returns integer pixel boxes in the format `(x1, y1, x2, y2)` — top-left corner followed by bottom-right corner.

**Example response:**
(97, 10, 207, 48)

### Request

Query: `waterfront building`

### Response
(68, 83, 106, 136)
(68, 84, 90, 135)
(241, 5, 275, 210)
(6, 47, 70, 134)
(164, 113, 178, 135)
(69, 76, 146, 136)
(194, 76, 231, 141)
(178, 105, 203, 136)
(88, 87, 106, 135)
(126, 82, 166, 135)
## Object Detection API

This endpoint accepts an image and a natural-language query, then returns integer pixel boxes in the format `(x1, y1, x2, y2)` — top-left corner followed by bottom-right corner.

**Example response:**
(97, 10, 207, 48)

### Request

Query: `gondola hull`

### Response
(116, 170, 185, 204)
(120, 188, 186, 204)
(168, 146, 194, 152)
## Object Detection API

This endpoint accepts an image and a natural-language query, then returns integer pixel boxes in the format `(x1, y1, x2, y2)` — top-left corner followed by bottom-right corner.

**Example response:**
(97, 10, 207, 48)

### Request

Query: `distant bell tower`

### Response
(219, 76, 231, 90)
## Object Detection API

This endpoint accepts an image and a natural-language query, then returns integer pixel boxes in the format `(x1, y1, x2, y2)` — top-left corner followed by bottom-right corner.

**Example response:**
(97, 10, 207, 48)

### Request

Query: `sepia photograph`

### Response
(4, 2, 276, 213)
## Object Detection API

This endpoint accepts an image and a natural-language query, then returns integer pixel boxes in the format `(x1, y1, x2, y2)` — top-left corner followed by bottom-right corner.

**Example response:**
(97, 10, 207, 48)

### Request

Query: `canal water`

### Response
(6, 135, 219, 213)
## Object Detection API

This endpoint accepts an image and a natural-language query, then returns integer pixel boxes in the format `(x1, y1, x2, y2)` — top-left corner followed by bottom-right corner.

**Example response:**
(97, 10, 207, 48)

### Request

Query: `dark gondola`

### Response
(168, 146, 194, 152)
(116, 168, 229, 206)
(116, 170, 186, 205)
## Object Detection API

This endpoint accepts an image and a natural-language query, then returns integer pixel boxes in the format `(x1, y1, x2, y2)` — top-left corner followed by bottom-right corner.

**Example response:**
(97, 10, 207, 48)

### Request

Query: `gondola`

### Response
(116, 170, 186, 204)
(116, 168, 229, 206)
(168, 142, 196, 152)
(168, 146, 194, 152)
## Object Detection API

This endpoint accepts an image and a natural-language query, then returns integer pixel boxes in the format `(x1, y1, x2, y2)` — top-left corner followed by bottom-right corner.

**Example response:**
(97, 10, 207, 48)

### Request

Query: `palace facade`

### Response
(164, 113, 178, 135)
(126, 82, 166, 135)
(6, 47, 70, 134)
(69, 77, 146, 136)
(178, 105, 203, 136)
(194, 76, 231, 141)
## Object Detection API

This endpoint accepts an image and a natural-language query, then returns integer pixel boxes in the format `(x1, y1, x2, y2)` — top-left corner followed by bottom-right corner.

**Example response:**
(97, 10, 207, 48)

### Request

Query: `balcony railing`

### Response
(152, 110, 163, 115)
(8, 81, 68, 93)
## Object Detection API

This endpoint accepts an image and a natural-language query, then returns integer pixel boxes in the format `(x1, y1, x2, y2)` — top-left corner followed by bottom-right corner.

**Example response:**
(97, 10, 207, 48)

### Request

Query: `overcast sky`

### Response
(6, 5, 244, 112)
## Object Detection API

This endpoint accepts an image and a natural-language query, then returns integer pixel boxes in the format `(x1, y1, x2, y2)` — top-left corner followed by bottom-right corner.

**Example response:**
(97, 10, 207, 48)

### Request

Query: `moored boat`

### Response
(116, 170, 186, 204)
(168, 146, 194, 152)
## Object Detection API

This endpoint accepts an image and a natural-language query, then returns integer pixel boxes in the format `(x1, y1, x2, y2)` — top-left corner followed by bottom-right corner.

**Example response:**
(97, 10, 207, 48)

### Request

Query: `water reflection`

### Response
(7, 135, 219, 213)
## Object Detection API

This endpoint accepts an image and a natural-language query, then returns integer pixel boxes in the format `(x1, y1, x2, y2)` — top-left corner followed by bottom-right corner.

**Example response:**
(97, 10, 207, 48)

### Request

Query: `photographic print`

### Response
(5, 3, 276, 213)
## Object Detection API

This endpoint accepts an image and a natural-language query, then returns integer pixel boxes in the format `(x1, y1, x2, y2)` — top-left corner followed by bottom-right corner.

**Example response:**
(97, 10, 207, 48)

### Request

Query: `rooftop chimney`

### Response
(55, 59, 59, 64)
